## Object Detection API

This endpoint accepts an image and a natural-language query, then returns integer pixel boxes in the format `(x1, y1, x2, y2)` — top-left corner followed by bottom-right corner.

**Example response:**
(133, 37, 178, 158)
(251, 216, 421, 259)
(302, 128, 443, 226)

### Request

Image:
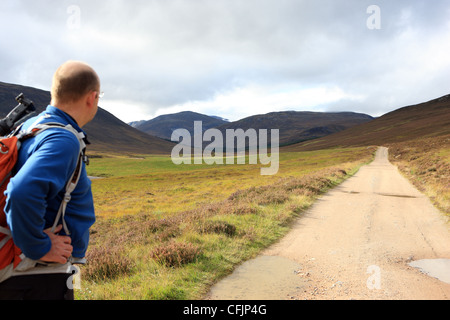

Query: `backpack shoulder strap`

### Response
(20, 122, 87, 235)
(20, 122, 87, 150)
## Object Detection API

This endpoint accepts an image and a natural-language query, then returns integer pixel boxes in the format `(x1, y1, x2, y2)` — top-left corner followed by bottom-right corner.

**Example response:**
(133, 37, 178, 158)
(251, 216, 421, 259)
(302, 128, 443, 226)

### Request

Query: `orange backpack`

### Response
(0, 123, 86, 274)
(0, 134, 22, 270)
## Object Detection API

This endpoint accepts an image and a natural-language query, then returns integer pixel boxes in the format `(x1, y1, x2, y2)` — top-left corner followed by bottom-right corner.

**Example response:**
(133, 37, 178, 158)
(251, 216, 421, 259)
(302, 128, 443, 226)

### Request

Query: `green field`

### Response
(78, 147, 375, 300)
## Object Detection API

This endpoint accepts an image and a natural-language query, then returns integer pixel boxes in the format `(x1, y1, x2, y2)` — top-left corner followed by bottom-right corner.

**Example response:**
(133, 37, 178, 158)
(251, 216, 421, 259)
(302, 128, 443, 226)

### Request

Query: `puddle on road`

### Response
(408, 259, 450, 284)
(207, 255, 306, 300)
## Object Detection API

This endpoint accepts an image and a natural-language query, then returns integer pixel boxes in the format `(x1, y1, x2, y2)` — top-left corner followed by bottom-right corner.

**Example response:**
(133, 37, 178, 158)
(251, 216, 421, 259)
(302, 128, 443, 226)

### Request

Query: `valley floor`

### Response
(207, 147, 450, 300)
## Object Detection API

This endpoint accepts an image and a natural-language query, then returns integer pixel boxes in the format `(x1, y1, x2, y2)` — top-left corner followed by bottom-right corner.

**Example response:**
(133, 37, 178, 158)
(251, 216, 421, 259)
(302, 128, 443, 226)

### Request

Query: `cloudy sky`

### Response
(1, 0, 449, 123)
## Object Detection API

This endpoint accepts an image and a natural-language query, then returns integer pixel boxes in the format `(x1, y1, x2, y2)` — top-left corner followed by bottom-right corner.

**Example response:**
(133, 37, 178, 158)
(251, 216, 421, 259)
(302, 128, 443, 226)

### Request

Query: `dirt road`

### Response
(207, 147, 450, 300)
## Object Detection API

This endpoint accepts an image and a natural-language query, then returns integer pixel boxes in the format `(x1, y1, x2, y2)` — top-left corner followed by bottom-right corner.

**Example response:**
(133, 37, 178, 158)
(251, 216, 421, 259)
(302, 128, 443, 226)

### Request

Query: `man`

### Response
(0, 61, 99, 300)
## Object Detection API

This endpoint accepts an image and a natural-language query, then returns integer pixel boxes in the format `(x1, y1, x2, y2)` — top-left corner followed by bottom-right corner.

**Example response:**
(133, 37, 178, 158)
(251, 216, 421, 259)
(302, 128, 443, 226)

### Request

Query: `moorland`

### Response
(0, 82, 448, 299)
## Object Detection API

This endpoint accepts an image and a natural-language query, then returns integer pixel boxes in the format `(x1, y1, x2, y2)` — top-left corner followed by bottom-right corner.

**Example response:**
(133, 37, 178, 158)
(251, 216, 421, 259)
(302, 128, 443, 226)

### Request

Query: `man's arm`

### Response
(4, 131, 79, 261)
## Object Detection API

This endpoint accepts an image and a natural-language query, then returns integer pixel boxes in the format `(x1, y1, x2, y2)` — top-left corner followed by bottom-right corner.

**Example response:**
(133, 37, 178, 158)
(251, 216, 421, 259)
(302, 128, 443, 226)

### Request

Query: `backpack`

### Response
(0, 122, 87, 276)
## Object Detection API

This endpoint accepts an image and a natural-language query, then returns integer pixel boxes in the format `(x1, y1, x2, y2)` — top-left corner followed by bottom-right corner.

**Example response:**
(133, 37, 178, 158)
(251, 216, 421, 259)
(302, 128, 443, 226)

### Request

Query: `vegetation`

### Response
(77, 147, 375, 300)
(388, 134, 450, 216)
(2, 77, 448, 300)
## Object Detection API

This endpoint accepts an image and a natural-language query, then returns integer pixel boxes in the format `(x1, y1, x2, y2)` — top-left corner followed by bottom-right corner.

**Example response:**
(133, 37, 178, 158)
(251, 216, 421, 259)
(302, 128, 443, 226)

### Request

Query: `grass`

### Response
(77, 146, 375, 300)
(387, 134, 450, 216)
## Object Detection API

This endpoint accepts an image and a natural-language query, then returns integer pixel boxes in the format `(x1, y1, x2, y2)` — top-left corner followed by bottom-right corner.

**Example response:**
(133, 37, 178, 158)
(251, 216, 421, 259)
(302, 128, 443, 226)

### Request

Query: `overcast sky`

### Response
(1, 0, 449, 122)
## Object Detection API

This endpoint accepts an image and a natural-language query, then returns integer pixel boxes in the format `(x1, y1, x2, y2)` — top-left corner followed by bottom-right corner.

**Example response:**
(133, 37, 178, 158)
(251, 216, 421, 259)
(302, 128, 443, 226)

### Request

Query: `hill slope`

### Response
(284, 94, 450, 151)
(216, 111, 374, 146)
(0, 82, 174, 154)
(134, 110, 374, 148)
(131, 111, 228, 140)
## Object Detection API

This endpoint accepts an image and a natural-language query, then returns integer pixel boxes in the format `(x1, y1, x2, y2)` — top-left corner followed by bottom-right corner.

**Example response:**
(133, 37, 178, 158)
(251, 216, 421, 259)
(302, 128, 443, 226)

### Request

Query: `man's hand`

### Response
(40, 225, 73, 264)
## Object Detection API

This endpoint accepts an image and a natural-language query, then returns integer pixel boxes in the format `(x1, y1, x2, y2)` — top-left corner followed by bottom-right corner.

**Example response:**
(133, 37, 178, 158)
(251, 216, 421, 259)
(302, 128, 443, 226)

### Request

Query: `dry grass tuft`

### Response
(150, 241, 201, 267)
(388, 134, 450, 215)
(197, 220, 237, 236)
(84, 245, 135, 282)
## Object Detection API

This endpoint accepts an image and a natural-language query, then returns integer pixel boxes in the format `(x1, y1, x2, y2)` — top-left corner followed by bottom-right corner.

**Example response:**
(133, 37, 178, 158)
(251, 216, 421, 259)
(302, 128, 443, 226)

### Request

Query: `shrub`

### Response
(150, 241, 201, 267)
(83, 245, 135, 282)
(231, 205, 258, 215)
(156, 225, 180, 241)
(197, 220, 237, 236)
(257, 189, 290, 205)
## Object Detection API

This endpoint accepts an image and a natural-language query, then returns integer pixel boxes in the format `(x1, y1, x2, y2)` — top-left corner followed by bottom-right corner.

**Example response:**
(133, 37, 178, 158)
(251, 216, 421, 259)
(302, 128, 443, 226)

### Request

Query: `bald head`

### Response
(50, 61, 101, 127)
(51, 61, 100, 105)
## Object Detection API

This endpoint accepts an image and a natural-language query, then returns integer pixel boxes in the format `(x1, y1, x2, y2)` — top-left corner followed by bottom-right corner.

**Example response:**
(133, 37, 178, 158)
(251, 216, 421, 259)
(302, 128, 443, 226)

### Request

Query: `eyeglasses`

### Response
(97, 91, 105, 99)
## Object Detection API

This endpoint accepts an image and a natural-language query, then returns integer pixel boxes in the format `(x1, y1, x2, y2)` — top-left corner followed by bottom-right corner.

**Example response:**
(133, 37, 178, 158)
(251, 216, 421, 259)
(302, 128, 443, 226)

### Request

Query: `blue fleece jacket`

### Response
(4, 105, 95, 260)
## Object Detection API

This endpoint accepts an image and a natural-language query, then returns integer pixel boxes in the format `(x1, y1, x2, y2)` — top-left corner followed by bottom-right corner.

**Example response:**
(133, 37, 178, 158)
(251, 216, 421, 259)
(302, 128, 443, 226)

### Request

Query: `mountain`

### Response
(132, 110, 373, 147)
(284, 94, 450, 151)
(216, 111, 374, 146)
(128, 120, 147, 128)
(131, 111, 228, 140)
(0, 82, 174, 154)
(209, 115, 230, 122)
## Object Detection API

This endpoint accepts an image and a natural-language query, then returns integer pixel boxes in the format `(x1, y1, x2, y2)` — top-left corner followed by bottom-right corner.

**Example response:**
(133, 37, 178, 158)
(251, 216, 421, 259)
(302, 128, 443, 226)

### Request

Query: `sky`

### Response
(1, 0, 449, 123)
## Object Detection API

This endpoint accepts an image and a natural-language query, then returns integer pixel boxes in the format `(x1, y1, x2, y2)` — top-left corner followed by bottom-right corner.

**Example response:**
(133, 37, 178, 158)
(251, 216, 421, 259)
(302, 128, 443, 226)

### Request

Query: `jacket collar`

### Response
(46, 105, 86, 131)
(44, 105, 90, 145)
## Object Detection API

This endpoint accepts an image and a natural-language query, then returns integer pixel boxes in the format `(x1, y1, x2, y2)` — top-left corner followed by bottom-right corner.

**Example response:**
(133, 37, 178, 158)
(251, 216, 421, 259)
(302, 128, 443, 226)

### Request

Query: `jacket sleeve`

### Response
(4, 130, 79, 260)
(64, 165, 95, 258)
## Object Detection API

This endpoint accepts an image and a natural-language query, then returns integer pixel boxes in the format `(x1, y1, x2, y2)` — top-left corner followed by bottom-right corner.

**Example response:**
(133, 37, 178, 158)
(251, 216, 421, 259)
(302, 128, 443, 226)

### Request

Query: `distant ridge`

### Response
(131, 111, 228, 140)
(284, 94, 450, 151)
(0, 82, 175, 154)
(216, 111, 374, 146)
(4, 81, 446, 155)
(133, 110, 374, 147)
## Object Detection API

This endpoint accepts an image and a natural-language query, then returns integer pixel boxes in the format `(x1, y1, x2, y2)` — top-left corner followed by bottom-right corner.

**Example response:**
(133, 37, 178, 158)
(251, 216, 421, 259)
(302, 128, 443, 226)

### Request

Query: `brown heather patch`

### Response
(387, 134, 450, 215)
(150, 241, 201, 267)
(84, 245, 136, 282)
(196, 220, 237, 237)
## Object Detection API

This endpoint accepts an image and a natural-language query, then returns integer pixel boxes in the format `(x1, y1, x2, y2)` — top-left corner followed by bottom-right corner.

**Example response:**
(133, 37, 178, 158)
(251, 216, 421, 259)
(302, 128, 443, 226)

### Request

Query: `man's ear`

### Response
(86, 91, 97, 108)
